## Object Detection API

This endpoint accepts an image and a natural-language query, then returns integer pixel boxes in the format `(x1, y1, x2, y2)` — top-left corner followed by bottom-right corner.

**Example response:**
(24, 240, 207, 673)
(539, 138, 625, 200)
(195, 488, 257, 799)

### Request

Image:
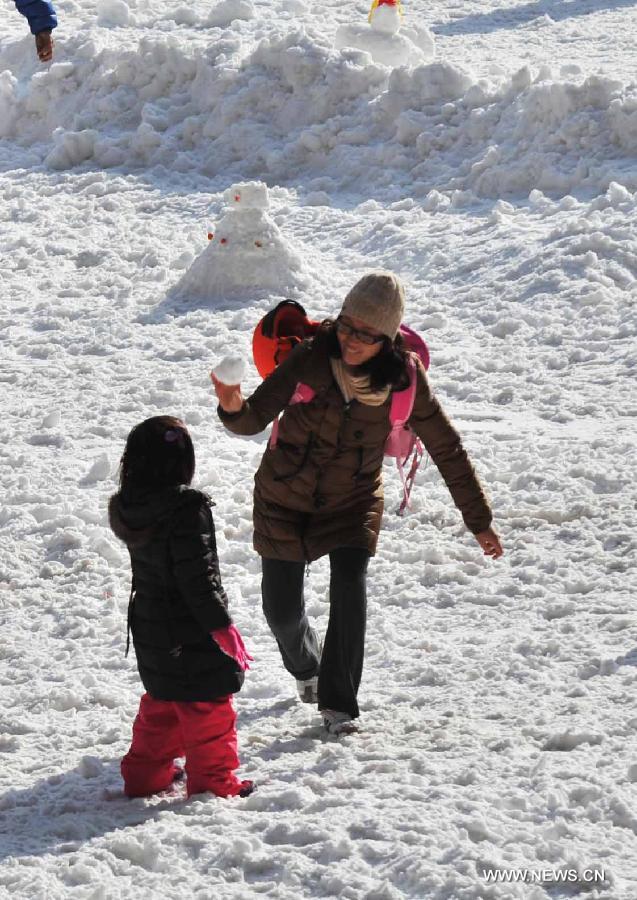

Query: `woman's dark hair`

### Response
(118, 416, 195, 495)
(316, 320, 411, 392)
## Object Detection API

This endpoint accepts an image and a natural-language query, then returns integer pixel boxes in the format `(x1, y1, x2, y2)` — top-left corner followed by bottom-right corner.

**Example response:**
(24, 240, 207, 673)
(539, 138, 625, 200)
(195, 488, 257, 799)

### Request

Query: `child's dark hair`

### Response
(118, 416, 195, 495)
(315, 320, 411, 392)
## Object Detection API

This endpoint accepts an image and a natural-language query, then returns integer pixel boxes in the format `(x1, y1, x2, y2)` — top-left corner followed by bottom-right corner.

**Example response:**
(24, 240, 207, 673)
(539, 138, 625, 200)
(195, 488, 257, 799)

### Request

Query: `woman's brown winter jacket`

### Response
(218, 337, 492, 562)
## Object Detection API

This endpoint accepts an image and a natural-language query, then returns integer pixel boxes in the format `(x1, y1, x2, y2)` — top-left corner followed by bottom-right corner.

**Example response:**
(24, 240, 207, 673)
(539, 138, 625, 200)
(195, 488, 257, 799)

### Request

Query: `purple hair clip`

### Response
(164, 429, 184, 444)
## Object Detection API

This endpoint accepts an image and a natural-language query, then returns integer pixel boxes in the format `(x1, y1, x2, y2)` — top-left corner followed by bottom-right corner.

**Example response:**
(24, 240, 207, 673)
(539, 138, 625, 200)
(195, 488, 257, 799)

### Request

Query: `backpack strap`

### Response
(390, 354, 425, 516)
(397, 440, 425, 516)
(269, 382, 316, 449)
(273, 360, 417, 451)
(389, 353, 418, 426)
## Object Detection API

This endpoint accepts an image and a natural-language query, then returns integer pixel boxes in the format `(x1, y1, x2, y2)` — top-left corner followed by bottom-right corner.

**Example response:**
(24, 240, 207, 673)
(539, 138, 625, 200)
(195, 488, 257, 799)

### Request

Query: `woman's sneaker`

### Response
(296, 675, 318, 704)
(322, 709, 358, 735)
(296, 636, 322, 704)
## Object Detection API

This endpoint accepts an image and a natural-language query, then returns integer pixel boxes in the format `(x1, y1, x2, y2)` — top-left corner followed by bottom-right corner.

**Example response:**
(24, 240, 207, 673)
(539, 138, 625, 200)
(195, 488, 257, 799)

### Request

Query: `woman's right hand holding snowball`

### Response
(210, 373, 244, 413)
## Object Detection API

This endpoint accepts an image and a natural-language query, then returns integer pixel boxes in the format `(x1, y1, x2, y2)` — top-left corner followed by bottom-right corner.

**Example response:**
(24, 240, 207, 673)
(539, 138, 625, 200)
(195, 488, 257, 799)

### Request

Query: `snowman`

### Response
(334, 0, 434, 69)
(174, 181, 309, 300)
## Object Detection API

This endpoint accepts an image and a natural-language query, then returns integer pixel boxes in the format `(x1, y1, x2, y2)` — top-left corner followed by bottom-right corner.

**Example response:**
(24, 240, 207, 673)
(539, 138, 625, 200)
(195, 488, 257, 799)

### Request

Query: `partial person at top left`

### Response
(14, 0, 57, 62)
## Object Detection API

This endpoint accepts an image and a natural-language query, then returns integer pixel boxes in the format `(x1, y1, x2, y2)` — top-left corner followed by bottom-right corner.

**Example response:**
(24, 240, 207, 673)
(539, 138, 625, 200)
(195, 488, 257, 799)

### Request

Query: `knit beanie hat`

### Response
(340, 271, 405, 340)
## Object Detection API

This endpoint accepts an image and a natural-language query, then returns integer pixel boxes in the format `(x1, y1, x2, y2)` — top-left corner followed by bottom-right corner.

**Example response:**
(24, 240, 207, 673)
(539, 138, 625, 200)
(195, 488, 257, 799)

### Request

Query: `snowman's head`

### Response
(369, 0, 402, 34)
(224, 181, 269, 210)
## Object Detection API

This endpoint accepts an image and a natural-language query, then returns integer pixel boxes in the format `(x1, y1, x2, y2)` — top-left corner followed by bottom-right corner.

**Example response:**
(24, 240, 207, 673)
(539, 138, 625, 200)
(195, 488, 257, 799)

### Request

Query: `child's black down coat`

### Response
(109, 486, 243, 701)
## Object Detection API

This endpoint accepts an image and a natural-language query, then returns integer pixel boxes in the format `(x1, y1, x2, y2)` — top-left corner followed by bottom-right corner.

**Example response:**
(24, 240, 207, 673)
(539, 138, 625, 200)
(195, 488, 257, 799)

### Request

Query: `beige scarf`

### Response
(330, 358, 390, 406)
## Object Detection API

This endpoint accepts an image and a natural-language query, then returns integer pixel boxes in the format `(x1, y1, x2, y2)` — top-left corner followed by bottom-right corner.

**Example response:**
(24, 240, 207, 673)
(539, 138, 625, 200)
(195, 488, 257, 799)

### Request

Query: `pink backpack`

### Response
(270, 323, 430, 515)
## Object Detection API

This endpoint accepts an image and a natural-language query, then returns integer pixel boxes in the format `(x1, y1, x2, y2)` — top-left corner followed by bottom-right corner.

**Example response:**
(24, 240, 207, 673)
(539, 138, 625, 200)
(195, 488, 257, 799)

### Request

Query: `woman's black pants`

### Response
(261, 548, 370, 719)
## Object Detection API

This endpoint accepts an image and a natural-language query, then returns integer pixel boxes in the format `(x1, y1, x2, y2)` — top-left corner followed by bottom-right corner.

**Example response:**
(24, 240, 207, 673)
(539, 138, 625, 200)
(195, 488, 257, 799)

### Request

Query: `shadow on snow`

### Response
(434, 0, 637, 37)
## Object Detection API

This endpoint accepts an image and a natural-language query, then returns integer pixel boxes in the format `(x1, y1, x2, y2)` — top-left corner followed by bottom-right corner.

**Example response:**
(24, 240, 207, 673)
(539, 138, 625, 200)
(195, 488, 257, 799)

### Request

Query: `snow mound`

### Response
(334, 17, 435, 68)
(0, 28, 635, 199)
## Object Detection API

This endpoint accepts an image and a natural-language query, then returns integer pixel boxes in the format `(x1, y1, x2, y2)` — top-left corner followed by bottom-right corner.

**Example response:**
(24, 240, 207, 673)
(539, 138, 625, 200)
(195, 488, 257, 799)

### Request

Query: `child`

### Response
(108, 416, 254, 798)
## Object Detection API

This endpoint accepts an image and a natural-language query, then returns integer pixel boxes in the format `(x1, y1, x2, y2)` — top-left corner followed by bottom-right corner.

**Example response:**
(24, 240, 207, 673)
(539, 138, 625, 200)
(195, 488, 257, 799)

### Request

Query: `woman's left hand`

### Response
(475, 527, 503, 559)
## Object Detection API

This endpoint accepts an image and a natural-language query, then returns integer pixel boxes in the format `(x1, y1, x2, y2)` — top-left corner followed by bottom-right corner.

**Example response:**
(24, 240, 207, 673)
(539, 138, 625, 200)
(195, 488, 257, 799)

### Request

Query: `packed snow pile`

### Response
(0, 28, 636, 197)
(174, 181, 310, 299)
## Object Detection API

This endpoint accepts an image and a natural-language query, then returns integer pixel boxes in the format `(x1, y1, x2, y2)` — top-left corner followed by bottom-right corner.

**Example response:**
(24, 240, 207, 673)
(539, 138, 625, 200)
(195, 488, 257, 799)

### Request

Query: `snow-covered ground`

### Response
(1, 1, 636, 897)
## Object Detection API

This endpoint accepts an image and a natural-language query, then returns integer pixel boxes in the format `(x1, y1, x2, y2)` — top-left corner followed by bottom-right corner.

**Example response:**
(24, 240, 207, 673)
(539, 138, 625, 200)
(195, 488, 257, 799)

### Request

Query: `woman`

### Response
(212, 272, 503, 734)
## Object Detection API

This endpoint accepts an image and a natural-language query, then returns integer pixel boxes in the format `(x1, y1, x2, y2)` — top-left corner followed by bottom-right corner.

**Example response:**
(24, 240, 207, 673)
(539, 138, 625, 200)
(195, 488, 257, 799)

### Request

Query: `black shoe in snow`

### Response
(296, 675, 319, 704)
(296, 635, 323, 704)
(322, 709, 359, 735)
(238, 780, 256, 798)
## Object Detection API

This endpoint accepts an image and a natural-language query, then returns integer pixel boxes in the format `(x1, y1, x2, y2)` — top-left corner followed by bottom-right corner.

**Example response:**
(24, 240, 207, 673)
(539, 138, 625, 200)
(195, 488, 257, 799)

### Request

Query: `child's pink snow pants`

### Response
(121, 693, 244, 798)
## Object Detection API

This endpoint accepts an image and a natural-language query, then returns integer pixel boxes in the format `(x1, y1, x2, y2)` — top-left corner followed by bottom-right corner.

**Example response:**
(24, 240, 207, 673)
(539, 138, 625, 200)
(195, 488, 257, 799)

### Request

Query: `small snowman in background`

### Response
(174, 181, 309, 300)
(368, 0, 403, 33)
(334, 0, 434, 69)
(208, 182, 275, 254)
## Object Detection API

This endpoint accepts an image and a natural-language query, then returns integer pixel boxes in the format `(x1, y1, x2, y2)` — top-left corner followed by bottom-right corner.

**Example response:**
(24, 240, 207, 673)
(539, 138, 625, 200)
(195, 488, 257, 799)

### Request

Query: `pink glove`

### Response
(211, 624, 253, 672)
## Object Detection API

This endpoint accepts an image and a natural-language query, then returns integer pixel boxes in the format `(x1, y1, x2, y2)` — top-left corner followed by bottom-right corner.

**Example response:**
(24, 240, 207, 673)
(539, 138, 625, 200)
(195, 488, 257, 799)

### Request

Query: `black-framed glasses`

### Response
(335, 317, 385, 346)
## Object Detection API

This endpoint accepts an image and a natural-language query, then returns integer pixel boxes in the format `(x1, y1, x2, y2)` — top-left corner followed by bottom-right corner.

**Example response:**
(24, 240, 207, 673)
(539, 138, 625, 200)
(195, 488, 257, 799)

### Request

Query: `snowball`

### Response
(606, 181, 631, 206)
(49, 689, 83, 712)
(42, 410, 61, 429)
(281, 0, 307, 10)
(171, 250, 195, 270)
(171, 6, 198, 25)
(82, 453, 111, 484)
(212, 356, 247, 384)
(48, 62, 75, 81)
(78, 756, 103, 778)
(208, 0, 254, 28)
(90, 535, 123, 565)
(97, 0, 130, 26)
